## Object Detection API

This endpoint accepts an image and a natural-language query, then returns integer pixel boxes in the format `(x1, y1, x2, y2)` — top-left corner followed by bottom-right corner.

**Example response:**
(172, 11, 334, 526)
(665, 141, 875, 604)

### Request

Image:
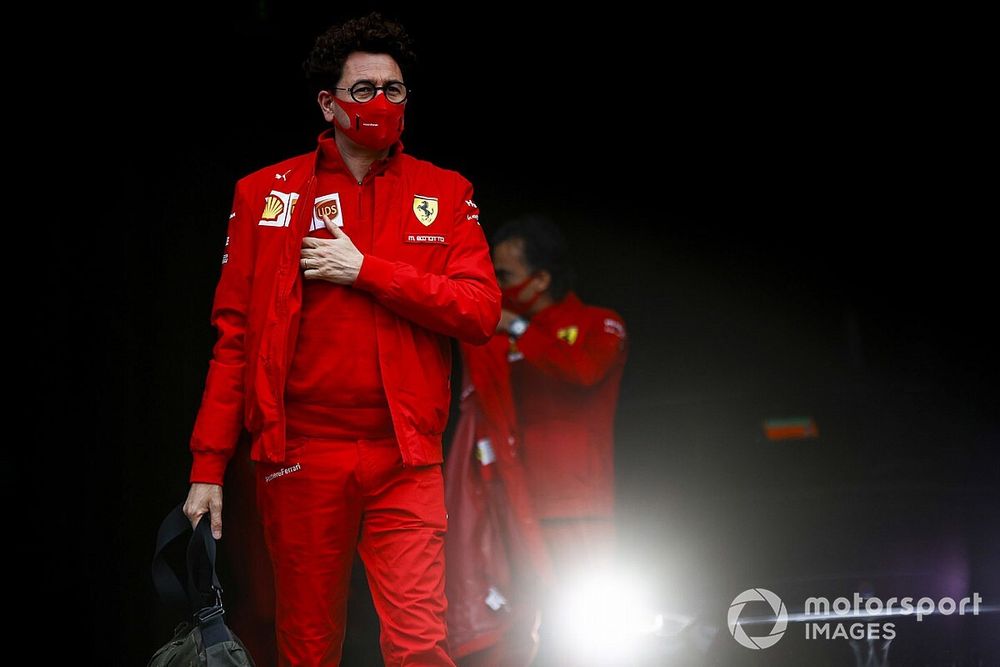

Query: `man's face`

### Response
(493, 239, 532, 290)
(493, 238, 550, 315)
(321, 52, 404, 127)
(336, 52, 404, 99)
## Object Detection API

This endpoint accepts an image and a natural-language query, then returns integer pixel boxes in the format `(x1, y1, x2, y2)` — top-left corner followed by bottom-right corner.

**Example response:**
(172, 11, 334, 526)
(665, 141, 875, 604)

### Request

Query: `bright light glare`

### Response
(550, 568, 663, 663)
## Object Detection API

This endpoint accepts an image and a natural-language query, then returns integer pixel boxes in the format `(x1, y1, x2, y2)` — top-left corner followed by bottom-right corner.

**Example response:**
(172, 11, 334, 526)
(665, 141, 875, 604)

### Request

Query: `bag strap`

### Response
(151, 503, 196, 608)
(186, 505, 223, 608)
(151, 503, 232, 649)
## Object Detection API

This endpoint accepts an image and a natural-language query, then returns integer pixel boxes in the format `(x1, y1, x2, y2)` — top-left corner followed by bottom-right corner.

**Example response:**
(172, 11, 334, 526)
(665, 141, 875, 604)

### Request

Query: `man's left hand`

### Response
(300, 214, 364, 284)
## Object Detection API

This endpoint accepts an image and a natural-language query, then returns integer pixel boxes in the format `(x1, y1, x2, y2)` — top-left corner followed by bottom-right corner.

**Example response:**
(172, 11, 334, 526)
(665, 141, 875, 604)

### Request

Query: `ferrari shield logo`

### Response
(413, 195, 439, 226)
(556, 326, 579, 345)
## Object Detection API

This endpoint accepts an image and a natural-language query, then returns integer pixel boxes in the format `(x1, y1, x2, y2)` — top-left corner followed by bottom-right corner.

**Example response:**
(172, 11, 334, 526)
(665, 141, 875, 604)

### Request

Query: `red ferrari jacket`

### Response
(509, 292, 627, 519)
(189, 130, 501, 486)
(445, 337, 551, 660)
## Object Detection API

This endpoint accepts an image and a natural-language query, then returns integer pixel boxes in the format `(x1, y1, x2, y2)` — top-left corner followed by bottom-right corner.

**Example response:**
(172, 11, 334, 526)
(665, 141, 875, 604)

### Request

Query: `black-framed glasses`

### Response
(333, 80, 409, 104)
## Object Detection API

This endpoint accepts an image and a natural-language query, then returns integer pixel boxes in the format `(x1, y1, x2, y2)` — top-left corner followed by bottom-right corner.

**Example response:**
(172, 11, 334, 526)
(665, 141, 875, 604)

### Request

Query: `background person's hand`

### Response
(497, 309, 520, 334)
(184, 483, 223, 539)
(300, 214, 364, 284)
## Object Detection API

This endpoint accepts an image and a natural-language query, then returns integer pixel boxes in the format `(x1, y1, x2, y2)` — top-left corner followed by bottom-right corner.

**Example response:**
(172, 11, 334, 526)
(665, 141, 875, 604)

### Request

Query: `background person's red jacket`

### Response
(510, 292, 627, 519)
(188, 133, 501, 485)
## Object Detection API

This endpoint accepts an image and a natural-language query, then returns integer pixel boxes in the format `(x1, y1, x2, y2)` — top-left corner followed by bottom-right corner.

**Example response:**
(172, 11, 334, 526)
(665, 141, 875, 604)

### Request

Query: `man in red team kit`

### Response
(181, 13, 500, 667)
(491, 216, 627, 580)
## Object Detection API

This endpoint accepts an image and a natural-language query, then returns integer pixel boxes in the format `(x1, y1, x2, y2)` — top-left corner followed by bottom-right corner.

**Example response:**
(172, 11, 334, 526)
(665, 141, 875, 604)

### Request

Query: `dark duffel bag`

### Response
(148, 503, 257, 666)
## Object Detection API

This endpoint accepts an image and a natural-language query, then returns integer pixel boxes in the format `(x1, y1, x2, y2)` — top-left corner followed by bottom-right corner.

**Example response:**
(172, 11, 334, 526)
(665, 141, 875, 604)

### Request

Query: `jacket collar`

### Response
(531, 291, 582, 324)
(314, 128, 404, 178)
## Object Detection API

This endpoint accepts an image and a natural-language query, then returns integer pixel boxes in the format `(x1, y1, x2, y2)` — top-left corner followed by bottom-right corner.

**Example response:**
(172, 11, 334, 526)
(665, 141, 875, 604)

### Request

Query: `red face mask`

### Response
(501, 274, 542, 315)
(333, 94, 405, 150)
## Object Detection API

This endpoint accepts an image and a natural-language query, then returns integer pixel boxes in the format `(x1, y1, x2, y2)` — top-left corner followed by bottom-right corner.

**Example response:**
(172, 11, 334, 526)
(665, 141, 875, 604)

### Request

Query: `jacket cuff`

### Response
(353, 254, 395, 296)
(189, 451, 230, 487)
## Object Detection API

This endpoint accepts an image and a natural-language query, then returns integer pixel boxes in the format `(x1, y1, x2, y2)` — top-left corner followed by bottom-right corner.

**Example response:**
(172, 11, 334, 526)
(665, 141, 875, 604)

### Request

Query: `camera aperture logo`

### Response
(728, 588, 788, 649)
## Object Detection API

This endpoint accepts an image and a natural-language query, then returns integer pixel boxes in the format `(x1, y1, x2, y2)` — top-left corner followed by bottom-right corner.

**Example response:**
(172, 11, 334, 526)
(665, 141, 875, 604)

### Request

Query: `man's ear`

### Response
(534, 270, 552, 293)
(318, 91, 341, 125)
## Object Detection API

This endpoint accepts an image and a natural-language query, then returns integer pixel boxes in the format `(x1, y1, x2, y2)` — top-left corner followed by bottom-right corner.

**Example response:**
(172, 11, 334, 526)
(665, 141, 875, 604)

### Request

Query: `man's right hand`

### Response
(184, 483, 223, 539)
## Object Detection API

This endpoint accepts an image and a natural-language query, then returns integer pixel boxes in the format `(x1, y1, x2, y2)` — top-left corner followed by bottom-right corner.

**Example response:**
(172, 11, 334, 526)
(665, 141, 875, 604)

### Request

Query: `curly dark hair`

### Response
(492, 215, 576, 301)
(303, 12, 416, 94)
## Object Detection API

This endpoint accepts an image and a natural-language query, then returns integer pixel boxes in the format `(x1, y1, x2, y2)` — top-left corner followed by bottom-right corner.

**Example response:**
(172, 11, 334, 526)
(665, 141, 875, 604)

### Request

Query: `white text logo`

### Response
(264, 462, 302, 483)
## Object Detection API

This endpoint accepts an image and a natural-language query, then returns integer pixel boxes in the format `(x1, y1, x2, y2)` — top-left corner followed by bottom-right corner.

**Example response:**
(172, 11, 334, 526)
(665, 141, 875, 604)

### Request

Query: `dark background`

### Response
(74, 3, 997, 664)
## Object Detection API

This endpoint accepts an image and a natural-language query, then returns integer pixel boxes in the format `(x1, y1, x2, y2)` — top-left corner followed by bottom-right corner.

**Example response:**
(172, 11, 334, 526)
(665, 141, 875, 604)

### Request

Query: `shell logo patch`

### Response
(413, 195, 439, 226)
(258, 190, 299, 227)
(261, 195, 284, 223)
(556, 326, 579, 345)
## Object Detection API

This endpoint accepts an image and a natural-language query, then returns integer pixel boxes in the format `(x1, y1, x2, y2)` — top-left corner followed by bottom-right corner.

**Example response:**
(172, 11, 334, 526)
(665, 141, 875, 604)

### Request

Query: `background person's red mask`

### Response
(333, 95, 405, 150)
(501, 275, 543, 315)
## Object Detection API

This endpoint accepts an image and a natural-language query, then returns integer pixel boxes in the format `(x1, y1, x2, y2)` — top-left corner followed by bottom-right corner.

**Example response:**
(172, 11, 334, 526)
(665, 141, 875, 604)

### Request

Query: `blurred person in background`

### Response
(493, 215, 627, 576)
(447, 215, 627, 665)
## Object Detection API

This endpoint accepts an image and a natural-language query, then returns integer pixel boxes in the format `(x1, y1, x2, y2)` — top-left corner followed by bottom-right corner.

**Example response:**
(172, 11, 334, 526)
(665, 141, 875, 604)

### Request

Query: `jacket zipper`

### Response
(268, 175, 317, 397)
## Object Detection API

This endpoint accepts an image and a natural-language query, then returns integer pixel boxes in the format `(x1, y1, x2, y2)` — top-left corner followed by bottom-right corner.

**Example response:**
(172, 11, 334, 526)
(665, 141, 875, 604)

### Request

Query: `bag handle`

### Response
(151, 503, 232, 648)
(186, 504, 223, 610)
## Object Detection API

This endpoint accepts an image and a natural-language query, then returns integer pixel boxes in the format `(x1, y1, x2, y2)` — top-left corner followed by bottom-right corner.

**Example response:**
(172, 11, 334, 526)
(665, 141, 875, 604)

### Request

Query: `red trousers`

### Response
(254, 435, 455, 666)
